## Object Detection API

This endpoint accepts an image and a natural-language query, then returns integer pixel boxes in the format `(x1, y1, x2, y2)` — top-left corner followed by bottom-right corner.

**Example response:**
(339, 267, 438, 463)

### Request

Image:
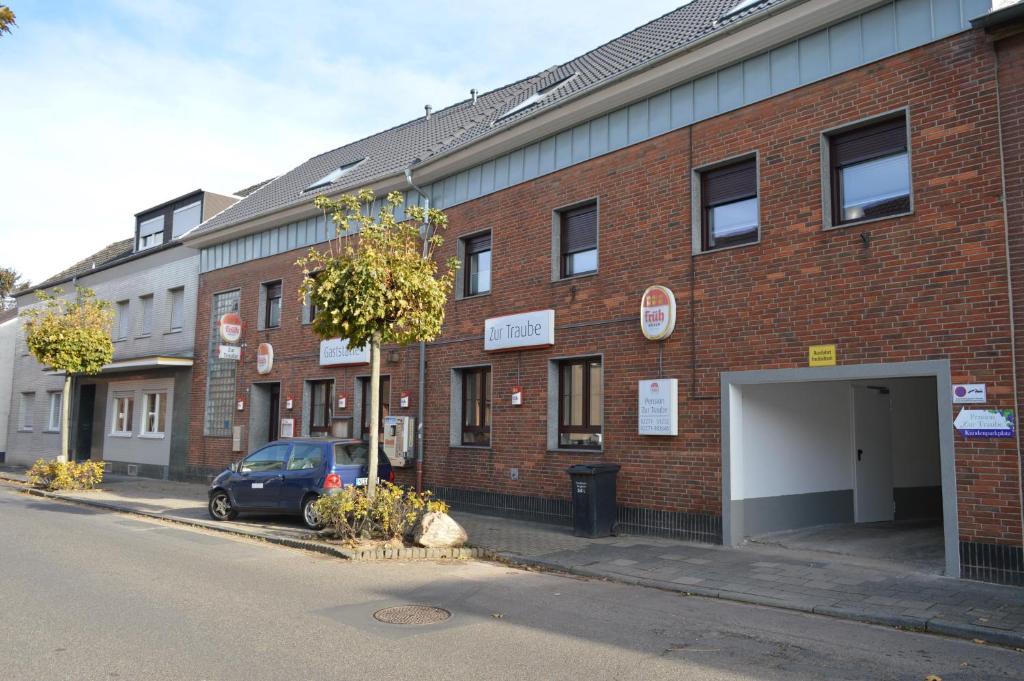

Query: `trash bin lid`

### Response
(567, 463, 621, 475)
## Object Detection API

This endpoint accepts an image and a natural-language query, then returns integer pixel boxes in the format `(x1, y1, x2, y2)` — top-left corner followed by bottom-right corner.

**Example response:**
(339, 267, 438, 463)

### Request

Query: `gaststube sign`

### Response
(640, 286, 676, 341)
(484, 310, 555, 352)
(319, 338, 371, 366)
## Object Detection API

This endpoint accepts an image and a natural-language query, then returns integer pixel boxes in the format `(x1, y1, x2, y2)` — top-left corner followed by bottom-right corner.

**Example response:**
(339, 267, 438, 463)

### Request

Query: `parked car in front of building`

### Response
(207, 438, 394, 529)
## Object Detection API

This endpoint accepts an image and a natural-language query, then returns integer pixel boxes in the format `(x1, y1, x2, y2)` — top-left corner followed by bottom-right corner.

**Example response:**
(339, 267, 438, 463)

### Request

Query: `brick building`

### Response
(184, 0, 1024, 584)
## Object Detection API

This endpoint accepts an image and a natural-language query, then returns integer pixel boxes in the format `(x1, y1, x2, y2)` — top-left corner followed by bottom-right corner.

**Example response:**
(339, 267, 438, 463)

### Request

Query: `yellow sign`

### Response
(809, 344, 836, 367)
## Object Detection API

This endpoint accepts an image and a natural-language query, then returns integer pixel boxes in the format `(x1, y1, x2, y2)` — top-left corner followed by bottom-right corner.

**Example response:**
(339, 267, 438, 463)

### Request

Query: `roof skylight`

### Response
(304, 157, 367, 192)
(720, 0, 763, 21)
(496, 72, 579, 122)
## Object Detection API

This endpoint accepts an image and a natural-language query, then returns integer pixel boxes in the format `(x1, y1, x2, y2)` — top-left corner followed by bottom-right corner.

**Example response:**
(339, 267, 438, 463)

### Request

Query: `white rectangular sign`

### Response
(280, 418, 295, 439)
(484, 309, 555, 352)
(218, 345, 241, 360)
(319, 338, 371, 366)
(638, 379, 678, 436)
(953, 384, 987, 404)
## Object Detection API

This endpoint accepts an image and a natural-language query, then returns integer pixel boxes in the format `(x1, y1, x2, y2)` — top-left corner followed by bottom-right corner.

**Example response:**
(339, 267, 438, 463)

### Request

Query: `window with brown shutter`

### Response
(463, 232, 492, 296)
(700, 157, 758, 251)
(828, 113, 910, 226)
(559, 202, 597, 278)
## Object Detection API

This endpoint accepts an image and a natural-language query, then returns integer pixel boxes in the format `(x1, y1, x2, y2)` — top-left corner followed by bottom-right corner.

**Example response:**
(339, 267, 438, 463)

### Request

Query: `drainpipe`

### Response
(404, 167, 431, 492)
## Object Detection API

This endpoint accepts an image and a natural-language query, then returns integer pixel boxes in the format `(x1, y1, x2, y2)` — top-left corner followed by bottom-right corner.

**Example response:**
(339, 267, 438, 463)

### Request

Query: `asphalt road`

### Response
(1, 485, 1022, 681)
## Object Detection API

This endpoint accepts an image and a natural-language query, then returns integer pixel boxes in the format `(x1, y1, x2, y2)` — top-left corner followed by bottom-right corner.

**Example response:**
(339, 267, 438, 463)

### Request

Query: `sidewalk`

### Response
(2, 467, 1022, 648)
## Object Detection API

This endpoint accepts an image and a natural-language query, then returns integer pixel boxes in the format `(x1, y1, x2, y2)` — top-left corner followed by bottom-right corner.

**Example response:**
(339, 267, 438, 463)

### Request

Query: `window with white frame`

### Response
(139, 294, 154, 336)
(19, 392, 34, 430)
(138, 215, 165, 250)
(171, 201, 202, 238)
(111, 393, 134, 435)
(168, 287, 184, 332)
(142, 392, 167, 436)
(47, 391, 62, 431)
(115, 300, 130, 340)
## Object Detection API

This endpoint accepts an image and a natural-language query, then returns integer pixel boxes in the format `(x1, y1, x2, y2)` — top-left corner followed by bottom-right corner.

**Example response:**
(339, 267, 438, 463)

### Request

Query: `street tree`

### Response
(0, 5, 16, 36)
(21, 288, 114, 462)
(298, 190, 457, 497)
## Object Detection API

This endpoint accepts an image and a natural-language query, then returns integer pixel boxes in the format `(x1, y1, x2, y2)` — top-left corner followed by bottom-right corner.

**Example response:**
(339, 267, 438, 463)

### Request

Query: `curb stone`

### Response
(472, 546, 1024, 650)
(8, 483, 490, 562)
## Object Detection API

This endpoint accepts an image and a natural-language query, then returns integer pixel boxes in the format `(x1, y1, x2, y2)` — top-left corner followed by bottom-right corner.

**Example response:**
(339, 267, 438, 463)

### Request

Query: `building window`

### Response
(138, 215, 165, 250)
(115, 300, 130, 340)
(359, 376, 391, 440)
(204, 290, 239, 437)
(699, 157, 758, 250)
(463, 233, 491, 296)
(827, 113, 910, 226)
(46, 391, 62, 431)
(263, 281, 282, 329)
(19, 392, 35, 430)
(308, 380, 332, 436)
(168, 287, 185, 332)
(558, 202, 597, 278)
(460, 367, 491, 446)
(558, 357, 602, 449)
(142, 392, 167, 436)
(139, 294, 154, 336)
(171, 201, 202, 238)
(111, 393, 134, 435)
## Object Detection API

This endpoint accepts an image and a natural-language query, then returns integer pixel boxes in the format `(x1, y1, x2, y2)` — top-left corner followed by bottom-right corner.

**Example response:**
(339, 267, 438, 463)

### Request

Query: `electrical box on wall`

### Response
(382, 416, 415, 467)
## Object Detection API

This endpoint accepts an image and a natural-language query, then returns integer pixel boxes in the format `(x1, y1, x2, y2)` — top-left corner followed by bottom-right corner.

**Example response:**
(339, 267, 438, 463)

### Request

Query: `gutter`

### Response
(404, 166, 431, 492)
(971, 1, 1024, 30)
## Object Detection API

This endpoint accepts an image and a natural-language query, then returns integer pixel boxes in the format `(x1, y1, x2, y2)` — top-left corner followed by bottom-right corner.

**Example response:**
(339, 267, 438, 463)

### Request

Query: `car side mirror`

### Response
(228, 461, 238, 473)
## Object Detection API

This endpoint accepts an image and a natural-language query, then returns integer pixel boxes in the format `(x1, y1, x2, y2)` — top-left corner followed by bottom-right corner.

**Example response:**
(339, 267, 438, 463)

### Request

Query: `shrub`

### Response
(27, 459, 105, 491)
(314, 482, 449, 542)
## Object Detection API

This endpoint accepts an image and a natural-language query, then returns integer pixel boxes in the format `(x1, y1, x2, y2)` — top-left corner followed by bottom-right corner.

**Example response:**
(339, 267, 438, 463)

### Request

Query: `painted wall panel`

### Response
(829, 17, 863, 73)
(572, 123, 590, 163)
(628, 100, 649, 144)
(932, 0, 962, 36)
(693, 73, 718, 120)
(508, 148, 525, 185)
(538, 137, 556, 174)
(743, 53, 771, 103)
(897, 0, 934, 49)
(862, 4, 897, 63)
(670, 83, 694, 128)
(718, 63, 744, 113)
(799, 30, 830, 84)
(608, 108, 629, 150)
(770, 42, 800, 94)
(649, 91, 671, 136)
(555, 130, 573, 169)
(590, 116, 609, 156)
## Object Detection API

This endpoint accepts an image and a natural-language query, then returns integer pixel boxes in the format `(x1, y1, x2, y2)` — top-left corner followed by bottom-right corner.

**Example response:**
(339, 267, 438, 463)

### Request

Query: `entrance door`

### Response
(75, 384, 96, 461)
(268, 384, 280, 442)
(309, 380, 332, 436)
(359, 376, 390, 441)
(853, 386, 894, 523)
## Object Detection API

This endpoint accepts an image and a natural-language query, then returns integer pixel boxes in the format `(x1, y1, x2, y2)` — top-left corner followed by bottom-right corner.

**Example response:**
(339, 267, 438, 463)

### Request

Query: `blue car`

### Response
(207, 438, 395, 529)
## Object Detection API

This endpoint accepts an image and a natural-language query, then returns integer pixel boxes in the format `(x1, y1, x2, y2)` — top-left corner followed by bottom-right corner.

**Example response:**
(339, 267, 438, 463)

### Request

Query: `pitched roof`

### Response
(234, 178, 277, 198)
(29, 238, 135, 293)
(189, 0, 780, 238)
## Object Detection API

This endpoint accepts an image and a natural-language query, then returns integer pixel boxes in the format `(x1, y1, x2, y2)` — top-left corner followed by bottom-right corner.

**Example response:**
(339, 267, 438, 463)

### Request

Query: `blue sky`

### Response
(0, 0, 681, 285)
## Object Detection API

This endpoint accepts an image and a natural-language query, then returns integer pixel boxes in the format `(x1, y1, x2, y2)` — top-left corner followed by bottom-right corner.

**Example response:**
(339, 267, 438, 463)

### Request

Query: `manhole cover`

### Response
(373, 605, 451, 625)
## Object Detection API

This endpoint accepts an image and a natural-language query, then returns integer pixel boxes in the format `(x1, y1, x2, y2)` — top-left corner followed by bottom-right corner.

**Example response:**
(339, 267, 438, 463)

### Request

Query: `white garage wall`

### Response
(889, 377, 941, 488)
(735, 382, 853, 500)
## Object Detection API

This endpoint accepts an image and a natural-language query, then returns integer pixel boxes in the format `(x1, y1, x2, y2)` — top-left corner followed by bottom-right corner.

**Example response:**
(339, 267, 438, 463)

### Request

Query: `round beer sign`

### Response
(219, 312, 243, 343)
(640, 285, 676, 341)
(256, 343, 274, 375)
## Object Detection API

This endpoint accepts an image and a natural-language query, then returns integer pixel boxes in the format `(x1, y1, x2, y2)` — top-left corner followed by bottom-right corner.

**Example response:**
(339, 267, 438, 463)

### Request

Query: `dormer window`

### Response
(172, 200, 202, 238)
(718, 0, 762, 23)
(496, 72, 579, 122)
(138, 215, 165, 250)
(304, 158, 367, 193)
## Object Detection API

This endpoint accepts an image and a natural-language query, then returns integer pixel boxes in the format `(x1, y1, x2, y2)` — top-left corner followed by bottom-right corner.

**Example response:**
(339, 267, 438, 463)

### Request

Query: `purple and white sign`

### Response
(952, 384, 986, 404)
(953, 408, 1015, 438)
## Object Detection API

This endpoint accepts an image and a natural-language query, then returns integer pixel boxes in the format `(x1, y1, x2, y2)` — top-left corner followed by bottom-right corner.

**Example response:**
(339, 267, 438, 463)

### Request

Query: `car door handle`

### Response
(857, 449, 863, 462)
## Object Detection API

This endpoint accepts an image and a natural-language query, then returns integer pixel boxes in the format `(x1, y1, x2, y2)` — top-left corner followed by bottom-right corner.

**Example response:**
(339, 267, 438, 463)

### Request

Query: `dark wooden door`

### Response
(75, 384, 96, 461)
(268, 384, 280, 441)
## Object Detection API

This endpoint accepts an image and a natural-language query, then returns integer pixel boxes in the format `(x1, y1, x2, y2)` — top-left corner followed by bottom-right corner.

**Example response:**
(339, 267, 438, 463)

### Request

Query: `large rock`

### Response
(414, 512, 468, 548)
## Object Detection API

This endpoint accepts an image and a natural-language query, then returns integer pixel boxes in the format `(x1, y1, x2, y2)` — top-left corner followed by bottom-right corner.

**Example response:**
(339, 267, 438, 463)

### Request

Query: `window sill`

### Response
(164, 329, 183, 336)
(139, 432, 166, 440)
(17, 428, 33, 433)
(694, 237, 761, 256)
(135, 334, 152, 340)
(109, 432, 133, 438)
(43, 429, 60, 434)
(547, 447, 603, 455)
(553, 271, 598, 284)
(458, 291, 491, 301)
(450, 444, 492, 451)
(113, 338, 128, 344)
(823, 209, 913, 232)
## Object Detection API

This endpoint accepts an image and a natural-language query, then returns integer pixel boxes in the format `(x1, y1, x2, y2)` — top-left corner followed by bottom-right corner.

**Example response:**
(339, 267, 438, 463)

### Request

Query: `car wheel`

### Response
(209, 490, 237, 521)
(302, 495, 324, 530)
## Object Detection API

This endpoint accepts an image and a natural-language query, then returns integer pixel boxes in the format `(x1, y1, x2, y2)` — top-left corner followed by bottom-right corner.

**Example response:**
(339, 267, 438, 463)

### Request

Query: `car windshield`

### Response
(333, 443, 370, 466)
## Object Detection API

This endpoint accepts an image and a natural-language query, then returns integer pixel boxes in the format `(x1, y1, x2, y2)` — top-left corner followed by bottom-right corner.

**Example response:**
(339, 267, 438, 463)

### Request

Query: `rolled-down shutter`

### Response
(831, 115, 907, 167)
(466, 232, 491, 255)
(703, 159, 757, 206)
(561, 204, 597, 254)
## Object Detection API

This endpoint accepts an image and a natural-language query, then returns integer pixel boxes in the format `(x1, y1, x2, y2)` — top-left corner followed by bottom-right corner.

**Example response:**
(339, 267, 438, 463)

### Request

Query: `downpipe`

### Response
(404, 167, 431, 491)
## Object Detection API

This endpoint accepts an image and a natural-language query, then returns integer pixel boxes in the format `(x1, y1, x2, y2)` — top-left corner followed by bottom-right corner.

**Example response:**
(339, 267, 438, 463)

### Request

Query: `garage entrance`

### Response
(722, 361, 958, 576)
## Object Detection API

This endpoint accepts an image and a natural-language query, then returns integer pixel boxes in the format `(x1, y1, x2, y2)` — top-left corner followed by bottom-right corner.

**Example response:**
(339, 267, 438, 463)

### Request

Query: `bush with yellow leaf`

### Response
(27, 458, 105, 491)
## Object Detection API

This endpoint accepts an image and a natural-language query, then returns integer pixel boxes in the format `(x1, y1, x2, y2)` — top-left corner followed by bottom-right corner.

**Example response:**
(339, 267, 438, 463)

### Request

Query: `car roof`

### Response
(269, 438, 370, 445)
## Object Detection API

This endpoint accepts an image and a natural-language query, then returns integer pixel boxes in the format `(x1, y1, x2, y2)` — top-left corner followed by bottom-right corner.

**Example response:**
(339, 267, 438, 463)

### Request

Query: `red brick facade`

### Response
(189, 30, 1023, 558)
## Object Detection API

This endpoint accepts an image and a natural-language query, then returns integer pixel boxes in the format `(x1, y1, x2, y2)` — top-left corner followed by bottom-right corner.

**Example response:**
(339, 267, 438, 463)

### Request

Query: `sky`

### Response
(0, 0, 682, 286)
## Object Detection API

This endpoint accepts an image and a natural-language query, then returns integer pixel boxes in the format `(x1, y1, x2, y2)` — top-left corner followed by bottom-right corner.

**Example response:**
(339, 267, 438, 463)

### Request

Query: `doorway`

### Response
(722, 360, 957, 576)
(75, 384, 96, 461)
(248, 382, 281, 451)
(309, 380, 333, 436)
(358, 375, 390, 440)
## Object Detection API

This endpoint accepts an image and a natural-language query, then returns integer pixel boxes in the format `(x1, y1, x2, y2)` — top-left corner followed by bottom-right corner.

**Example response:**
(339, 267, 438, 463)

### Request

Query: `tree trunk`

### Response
(367, 333, 381, 498)
(60, 374, 72, 463)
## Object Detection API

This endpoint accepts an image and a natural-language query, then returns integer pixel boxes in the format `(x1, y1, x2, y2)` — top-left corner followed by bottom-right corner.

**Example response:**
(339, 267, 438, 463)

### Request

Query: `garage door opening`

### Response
(722, 361, 957, 576)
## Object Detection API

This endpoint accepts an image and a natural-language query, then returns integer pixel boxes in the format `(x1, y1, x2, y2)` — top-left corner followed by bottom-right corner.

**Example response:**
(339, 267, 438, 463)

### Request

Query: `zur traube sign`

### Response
(484, 310, 555, 352)
(640, 286, 676, 341)
(319, 339, 371, 366)
(638, 379, 678, 436)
